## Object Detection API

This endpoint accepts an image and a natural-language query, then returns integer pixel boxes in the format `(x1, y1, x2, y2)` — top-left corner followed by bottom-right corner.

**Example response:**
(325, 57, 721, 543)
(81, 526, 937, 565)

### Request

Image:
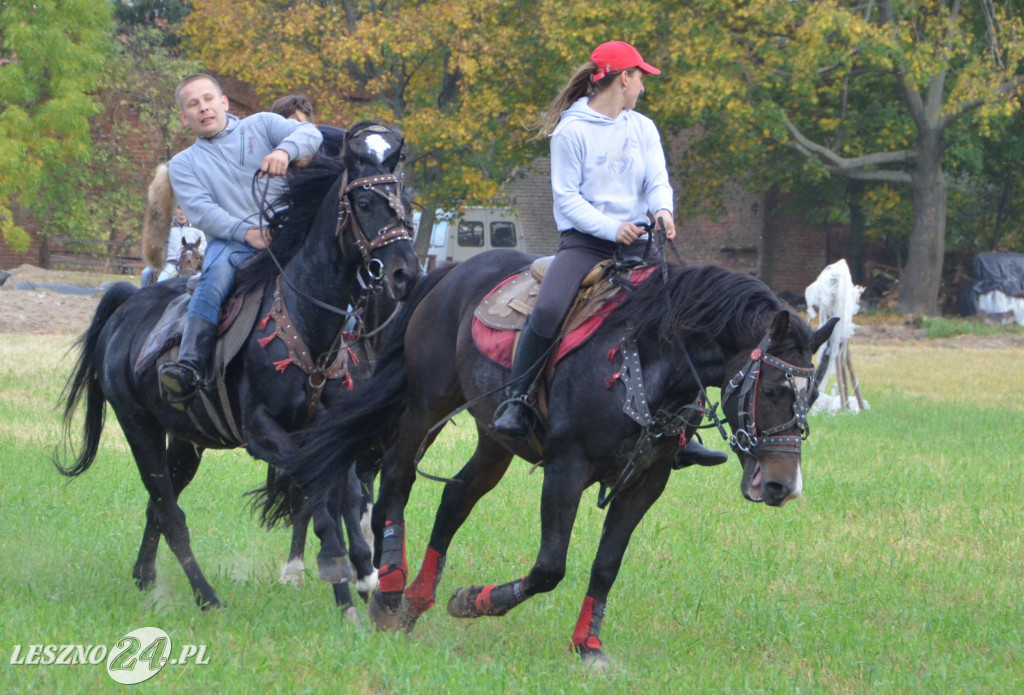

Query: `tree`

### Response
(0, 0, 113, 250)
(181, 0, 562, 253)
(662, 0, 1024, 315)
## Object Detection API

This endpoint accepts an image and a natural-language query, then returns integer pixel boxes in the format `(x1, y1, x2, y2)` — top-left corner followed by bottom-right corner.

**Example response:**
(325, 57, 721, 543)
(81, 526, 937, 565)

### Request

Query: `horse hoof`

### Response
(318, 555, 356, 584)
(280, 558, 305, 587)
(577, 645, 610, 670)
(446, 586, 484, 619)
(368, 590, 404, 631)
(197, 596, 222, 611)
(342, 605, 365, 630)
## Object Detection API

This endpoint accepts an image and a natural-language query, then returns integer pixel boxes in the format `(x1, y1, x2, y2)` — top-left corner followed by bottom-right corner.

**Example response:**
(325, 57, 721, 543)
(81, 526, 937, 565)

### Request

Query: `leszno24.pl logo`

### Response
(9, 627, 209, 684)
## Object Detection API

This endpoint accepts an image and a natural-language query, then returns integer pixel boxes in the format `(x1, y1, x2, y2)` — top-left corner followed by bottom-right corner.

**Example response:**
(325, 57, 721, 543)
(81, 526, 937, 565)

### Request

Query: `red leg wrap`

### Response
(404, 546, 445, 614)
(475, 584, 496, 614)
(571, 595, 606, 651)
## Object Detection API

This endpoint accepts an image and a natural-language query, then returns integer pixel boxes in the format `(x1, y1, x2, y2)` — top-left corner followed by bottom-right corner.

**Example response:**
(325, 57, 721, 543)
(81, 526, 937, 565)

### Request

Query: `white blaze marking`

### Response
(364, 134, 392, 163)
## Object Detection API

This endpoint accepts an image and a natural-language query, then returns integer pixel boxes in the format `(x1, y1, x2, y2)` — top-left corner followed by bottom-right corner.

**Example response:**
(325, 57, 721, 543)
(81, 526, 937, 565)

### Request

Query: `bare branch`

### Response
(784, 117, 915, 169)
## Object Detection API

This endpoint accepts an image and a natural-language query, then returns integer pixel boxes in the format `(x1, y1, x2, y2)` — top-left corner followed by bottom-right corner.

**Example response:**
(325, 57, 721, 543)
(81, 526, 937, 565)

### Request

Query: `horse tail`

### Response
(283, 263, 459, 503)
(141, 163, 175, 270)
(249, 465, 303, 530)
(54, 283, 137, 477)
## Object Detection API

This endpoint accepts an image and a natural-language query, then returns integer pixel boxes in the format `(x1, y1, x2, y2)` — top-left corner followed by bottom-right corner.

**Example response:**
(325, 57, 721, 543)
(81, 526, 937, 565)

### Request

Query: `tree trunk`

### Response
(414, 205, 436, 257)
(897, 128, 946, 316)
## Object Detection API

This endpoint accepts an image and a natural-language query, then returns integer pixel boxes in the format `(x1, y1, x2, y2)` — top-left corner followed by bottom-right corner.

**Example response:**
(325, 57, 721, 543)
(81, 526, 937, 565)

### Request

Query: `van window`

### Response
(458, 221, 484, 247)
(491, 221, 517, 248)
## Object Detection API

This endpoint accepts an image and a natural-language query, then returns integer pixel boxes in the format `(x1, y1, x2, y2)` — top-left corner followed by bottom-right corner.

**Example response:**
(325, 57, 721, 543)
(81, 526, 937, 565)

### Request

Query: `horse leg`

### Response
(572, 462, 671, 669)
(132, 437, 203, 590)
(400, 427, 513, 632)
(368, 410, 448, 630)
(339, 464, 378, 600)
(280, 498, 310, 586)
(447, 451, 589, 622)
(123, 417, 220, 609)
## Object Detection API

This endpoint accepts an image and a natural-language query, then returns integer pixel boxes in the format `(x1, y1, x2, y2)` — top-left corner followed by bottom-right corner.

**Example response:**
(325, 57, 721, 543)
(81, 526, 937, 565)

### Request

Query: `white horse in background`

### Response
(805, 259, 868, 413)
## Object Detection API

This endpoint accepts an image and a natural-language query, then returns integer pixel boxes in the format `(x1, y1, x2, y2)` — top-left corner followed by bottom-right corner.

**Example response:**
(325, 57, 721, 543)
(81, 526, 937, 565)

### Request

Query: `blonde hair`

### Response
(535, 64, 636, 138)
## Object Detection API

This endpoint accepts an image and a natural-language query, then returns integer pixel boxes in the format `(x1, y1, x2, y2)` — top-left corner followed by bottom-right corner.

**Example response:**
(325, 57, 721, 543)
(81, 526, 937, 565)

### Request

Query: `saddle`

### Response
(472, 257, 656, 370)
(134, 281, 263, 445)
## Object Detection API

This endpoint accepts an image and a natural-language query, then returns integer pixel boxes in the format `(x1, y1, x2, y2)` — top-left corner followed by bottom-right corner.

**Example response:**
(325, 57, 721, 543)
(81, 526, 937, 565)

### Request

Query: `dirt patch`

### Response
(0, 265, 117, 335)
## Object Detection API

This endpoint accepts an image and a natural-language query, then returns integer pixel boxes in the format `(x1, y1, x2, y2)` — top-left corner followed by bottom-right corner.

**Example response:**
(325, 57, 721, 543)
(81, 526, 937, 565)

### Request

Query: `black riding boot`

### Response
(158, 316, 217, 407)
(492, 318, 555, 439)
(673, 437, 729, 469)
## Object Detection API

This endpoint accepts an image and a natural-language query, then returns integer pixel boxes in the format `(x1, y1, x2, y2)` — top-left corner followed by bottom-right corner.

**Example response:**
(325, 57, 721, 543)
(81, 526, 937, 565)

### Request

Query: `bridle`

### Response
(717, 333, 829, 456)
(335, 169, 414, 284)
(251, 124, 413, 331)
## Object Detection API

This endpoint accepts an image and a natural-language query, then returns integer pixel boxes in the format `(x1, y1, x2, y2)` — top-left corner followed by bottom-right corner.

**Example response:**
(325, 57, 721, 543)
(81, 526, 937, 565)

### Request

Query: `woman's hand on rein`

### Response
(616, 222, 646, 245)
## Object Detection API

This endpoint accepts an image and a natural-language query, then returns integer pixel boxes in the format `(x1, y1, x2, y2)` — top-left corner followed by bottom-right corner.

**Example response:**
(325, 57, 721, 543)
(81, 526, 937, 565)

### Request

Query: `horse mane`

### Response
(141, 164, 175, 270)
(602, 264, 791, 349)
(234, 156, 346, 294)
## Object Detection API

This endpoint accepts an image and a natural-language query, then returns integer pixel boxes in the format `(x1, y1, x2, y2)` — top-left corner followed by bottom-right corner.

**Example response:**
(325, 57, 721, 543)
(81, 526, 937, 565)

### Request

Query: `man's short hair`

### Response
(175, 73, 223, 110)
(270, 94, 315, 122)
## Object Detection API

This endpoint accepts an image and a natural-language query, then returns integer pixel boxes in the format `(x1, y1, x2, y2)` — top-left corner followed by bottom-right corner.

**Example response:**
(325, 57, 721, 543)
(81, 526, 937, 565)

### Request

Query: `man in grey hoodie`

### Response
(159, 73, 322, 406)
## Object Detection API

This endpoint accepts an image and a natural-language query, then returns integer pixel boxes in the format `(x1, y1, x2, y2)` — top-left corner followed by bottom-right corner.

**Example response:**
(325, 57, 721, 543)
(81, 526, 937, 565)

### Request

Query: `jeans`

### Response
(186, 238, 256, 324)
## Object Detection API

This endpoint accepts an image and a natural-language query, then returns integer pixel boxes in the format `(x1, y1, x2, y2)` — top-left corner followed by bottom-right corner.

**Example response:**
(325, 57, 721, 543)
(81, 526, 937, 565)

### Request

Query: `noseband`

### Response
(334, 136, 415, 282)
(720, 334, 825, 456)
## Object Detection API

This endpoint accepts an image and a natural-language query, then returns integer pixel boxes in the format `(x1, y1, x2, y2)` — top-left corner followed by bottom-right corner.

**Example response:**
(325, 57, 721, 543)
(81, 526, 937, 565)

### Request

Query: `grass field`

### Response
(1, 333, 1022, 693)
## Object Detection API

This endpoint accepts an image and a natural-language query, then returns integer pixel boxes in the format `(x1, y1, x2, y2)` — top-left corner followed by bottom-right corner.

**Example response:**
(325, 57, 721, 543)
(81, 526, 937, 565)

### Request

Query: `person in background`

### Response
(492, 40, 725, 467)
(158, 206, 207, 282)
(270, 94, 347, 163)
(159, 73, 322, 407)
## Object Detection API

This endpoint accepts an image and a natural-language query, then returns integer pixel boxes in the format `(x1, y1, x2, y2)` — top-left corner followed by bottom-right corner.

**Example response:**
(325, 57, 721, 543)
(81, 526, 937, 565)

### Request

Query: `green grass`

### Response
(920, 316, 1024, 339)
(1, 336, 1023, 693)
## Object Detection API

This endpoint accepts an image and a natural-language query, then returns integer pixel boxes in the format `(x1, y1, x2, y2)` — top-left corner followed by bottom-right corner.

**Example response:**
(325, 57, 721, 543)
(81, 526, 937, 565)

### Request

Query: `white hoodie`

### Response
(550, 97, 673, 243)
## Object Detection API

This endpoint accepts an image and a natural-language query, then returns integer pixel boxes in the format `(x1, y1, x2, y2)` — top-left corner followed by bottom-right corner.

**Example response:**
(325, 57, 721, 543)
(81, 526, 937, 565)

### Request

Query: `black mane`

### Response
(603, 264, 790, 349)
(234, 156, 347, 294)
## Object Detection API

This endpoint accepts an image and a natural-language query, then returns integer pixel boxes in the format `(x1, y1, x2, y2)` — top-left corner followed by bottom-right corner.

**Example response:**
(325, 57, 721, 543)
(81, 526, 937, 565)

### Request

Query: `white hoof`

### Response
(356, 569, 379, 594)
(279, 558, 305, 587)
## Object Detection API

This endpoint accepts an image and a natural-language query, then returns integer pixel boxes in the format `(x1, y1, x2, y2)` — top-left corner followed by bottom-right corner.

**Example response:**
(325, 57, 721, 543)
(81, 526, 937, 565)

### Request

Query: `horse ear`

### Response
(769, 310, 791, 344)
(812, 317, 840, 352)
(384, 133, 405, 172)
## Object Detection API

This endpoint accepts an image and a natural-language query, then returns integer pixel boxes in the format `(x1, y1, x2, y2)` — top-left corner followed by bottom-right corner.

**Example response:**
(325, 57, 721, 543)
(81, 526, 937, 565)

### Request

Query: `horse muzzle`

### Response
(740, 455, 802, 507)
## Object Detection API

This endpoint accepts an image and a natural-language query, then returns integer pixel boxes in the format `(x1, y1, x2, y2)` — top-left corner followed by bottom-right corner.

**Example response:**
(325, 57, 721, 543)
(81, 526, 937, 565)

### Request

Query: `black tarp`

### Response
(958, 252, 1024, 316)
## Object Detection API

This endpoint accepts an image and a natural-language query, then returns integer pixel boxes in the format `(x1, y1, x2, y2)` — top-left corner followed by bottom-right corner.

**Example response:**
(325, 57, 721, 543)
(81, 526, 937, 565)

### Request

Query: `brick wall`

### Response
(0, 75, 263, 273)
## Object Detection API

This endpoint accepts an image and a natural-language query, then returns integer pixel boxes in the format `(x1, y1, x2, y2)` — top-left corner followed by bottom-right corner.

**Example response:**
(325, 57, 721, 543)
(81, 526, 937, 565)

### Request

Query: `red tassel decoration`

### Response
(273, 358, 294, 372)
(347, 347, 359, 366)
(605, 371, 621, 389)
(607, 347, 619, 361)
(257, 312, 273, 331)
(257, 332, 277, 349)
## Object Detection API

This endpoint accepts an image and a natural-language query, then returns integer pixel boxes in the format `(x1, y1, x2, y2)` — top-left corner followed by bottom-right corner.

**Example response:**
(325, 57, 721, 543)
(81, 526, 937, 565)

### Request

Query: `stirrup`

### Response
(158, 362, 205, 406)
(492, 395, 534, 438)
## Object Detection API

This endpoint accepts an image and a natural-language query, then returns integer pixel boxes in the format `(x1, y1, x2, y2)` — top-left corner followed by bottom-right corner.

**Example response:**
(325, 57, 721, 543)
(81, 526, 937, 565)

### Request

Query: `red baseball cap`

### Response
(590, 40, 661, 82)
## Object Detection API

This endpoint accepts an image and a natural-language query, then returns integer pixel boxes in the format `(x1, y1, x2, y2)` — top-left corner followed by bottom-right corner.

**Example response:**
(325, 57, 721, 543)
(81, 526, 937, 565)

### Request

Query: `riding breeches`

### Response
(186, 239, 256, 324)
(530, 230, 660, 340)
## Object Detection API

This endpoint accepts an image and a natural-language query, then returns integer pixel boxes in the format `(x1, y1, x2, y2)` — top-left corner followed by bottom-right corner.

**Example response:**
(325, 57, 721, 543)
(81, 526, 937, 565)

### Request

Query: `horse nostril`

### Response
(764, 480, 788, 504)
(390, 268, 411, 296)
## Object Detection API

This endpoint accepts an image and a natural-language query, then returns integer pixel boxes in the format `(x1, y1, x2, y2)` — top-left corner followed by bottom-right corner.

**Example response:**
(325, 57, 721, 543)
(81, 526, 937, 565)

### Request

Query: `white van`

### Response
(422, 207, 526, 270)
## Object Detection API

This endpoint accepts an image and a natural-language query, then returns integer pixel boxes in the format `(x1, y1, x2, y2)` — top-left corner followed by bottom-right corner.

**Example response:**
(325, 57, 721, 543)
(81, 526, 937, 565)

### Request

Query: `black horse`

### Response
(276, 249, 838, 664)
(55, 123, 421, 615)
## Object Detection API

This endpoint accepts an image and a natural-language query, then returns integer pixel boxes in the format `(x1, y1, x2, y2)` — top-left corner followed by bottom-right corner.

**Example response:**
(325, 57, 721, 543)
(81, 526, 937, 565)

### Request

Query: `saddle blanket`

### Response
(472, 261, 656, 369)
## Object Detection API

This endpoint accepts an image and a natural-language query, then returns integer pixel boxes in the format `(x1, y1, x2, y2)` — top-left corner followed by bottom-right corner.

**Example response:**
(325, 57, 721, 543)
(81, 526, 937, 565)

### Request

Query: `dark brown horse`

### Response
(55, 123, 421, 615)
(274, 250, 837, 664)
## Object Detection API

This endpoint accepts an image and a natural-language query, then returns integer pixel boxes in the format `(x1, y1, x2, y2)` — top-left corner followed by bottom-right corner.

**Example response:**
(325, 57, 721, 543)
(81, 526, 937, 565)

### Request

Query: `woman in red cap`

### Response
(493, 41, 726, 466)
